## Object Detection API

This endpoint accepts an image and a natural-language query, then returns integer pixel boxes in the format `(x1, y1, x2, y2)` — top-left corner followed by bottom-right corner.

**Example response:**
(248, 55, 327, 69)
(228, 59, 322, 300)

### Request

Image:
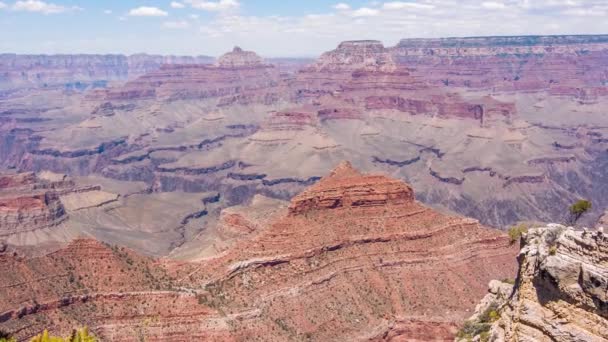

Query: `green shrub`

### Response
(508, 224, 528, 244)
(567, 200, 592, 225)
(501, 278, 515, 285)
(549, 245, 557, 255)
(29, 327, 96, 342)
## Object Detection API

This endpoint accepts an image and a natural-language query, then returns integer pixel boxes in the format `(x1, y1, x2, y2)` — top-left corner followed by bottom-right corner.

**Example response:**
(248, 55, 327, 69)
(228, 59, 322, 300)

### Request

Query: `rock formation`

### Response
(460, 224, 608, 341)
(0, 162, 519, 341)
(0, 53, 214, 89)
(217, 47, 265, 68)
(2, 34, 608, 233)
(99, 47, 280, 102)
(0, 173, 69, 237)
(178, 162, 519, 340)
(310, 40, 396, 72)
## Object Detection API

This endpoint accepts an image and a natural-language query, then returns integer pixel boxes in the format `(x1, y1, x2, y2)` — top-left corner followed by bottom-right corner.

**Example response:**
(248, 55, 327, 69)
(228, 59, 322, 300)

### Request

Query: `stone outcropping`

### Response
(0, 173, 69, 237)
(461, 224, 608, 341)
(310, 40, 396, 72)
(217, 47, 265, 68)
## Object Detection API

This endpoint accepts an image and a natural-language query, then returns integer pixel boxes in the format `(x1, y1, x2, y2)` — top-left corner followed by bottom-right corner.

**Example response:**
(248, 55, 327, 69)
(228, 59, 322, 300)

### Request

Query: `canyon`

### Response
(0, 162, 519, 341)
(2, 35, 607, 240)
(1, 34, 608, 340)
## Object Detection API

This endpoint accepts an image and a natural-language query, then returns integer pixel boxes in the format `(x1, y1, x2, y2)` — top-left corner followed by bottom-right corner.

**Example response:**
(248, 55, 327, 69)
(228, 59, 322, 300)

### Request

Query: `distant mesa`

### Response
(312, 39, 396, 72)
(217, 46, 266, 68)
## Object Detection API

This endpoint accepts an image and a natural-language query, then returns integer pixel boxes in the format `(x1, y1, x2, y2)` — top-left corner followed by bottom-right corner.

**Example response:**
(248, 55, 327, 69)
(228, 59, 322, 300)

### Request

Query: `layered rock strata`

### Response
(179, 162, 519, 340)
(0, 162, 519, 341)
(462, 224, 608, 341)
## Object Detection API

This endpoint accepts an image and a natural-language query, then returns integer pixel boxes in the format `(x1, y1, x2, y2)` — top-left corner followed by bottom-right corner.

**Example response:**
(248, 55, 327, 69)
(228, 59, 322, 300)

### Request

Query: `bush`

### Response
(508, 224, 528, 244)
(501, 278, 515, 285)
(29, 327, 95, 342)
(456, 321, 491, 339)
(567, 200, 592, 225)
(549, 245, 557, 255)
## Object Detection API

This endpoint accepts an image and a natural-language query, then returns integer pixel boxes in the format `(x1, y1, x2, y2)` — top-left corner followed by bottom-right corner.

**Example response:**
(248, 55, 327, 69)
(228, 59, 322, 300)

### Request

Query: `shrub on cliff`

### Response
(567, 199, 592, 225)
(29, 327, 95, 342)
(508, 224, 528, 244)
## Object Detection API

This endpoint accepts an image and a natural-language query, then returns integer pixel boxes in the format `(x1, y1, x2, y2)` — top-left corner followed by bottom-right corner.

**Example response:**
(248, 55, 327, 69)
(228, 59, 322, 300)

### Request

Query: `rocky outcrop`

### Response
(0, 173, 68, 236)
(309, 40, 396, 72)
(217, 47, 264, 68)
(289, 161, 414, 214)
(461, 224, 608, 341)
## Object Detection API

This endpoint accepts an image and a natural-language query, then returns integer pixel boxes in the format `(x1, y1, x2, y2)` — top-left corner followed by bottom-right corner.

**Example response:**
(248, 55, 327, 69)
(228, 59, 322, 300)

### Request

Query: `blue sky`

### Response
(1, 0, 607, 57)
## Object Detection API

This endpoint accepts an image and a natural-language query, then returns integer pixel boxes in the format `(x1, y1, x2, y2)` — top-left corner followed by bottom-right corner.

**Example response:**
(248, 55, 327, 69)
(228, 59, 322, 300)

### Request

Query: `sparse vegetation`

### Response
(501, 278, 515, 285)
(549, 245, 557, 255)
(508, 224, 528, 244)
(29, 327, 96, 342)
(567, 199, 592, 225)
(456, 303, 500, 341)
(0, 329, 16, 342)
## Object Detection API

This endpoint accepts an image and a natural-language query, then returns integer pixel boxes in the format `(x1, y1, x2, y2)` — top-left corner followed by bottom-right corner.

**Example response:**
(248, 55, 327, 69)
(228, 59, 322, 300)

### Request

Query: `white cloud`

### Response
(333, 3, 350, 10)
(163, 20, 190, 29)
(351, 7, 379, 17)
(12, 0, 73, 14)
(171, 1, 185, 9)
(186, 0, 239, 12)
(0, 2, 6, 9)
(189, 13, 200, 19)
(128, 6, 168, 17)
(103, 9, 112, 14)
(382, 2, 435, 10)
(481, 1, 506, 10)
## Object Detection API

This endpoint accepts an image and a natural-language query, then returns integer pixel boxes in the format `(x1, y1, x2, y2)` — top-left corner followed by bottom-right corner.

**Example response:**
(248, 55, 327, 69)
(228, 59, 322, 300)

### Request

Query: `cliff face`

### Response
(461, 224, 608, 341)
(99, 48, 280, 102)
(0, 173, 69, 237)
(0, 53, 214, 88)
(392, 35, 608, 93)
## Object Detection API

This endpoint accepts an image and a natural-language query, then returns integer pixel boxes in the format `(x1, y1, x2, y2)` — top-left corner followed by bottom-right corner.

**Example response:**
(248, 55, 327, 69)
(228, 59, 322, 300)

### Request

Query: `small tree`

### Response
(567, 200, 592, 225)
(508, 224, 528, 244)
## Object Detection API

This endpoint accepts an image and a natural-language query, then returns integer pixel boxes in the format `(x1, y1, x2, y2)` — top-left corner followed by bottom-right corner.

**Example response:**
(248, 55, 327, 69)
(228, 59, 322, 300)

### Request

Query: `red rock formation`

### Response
(0, 238, 234, 341)
(0, 162, 519, 341)
(179, 162, 519, 340)
(0, 173, 68, 237)
(392, 35, 608, 93)
(99, 48, 280, 102)
(217, 47, 264, 68)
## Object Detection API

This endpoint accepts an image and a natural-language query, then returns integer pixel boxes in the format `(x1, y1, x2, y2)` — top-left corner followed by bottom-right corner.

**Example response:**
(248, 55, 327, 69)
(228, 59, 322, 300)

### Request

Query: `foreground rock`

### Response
(460, 224, 608, 341)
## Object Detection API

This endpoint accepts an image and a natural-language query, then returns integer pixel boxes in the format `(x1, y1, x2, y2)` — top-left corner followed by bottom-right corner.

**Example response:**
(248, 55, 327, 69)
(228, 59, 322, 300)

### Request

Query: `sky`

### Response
(0, 0, 607, 57)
